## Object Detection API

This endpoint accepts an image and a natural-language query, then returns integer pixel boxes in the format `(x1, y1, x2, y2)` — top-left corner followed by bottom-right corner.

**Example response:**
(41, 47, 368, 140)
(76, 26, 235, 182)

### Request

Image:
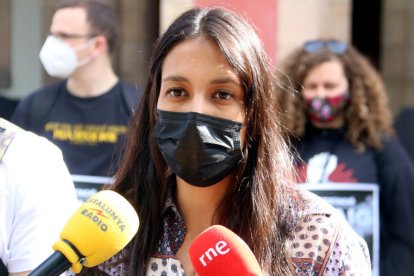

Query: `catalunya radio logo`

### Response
(80, 196, 126, 232)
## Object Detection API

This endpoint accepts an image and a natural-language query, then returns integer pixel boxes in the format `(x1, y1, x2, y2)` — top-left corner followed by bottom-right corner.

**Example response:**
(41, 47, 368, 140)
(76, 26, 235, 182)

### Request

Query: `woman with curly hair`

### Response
(277, 39, 414, 275)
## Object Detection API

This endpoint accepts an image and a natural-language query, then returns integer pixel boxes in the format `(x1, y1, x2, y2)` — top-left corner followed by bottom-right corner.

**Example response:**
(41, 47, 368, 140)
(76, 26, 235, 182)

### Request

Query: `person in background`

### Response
(82, 8, 371, 275)
(0, 94, 18, 121)
(277, 39, 414, 275)
(12, 0, 142, 180)
(0, 118, 77, 275)
(394, 107, 414, 162)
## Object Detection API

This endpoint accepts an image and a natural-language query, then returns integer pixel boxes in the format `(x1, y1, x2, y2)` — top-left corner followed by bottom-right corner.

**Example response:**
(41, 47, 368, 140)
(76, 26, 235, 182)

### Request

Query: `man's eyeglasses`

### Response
(303, 40, 348, 54)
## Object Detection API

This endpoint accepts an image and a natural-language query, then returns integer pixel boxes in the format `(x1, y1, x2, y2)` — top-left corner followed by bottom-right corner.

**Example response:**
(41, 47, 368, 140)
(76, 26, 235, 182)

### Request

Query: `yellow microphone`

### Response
(29, 190, 139, 276)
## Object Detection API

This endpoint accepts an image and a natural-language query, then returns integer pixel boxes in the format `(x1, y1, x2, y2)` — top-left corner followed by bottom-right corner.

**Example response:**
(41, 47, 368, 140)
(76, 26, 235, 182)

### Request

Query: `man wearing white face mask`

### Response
(12, 0, 142, 199)
(39, 34, 98, 79)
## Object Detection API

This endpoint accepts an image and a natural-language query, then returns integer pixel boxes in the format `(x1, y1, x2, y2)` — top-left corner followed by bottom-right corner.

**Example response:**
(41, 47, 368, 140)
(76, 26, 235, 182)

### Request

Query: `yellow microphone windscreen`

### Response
(59, 190, 139, 268)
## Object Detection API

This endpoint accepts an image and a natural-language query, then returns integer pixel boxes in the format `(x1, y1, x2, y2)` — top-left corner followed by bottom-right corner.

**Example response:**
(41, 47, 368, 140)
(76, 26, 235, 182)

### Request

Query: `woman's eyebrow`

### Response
(210, 77, 240, 85)
(162, 75, 189, 82)
(162, 76, 240, 86)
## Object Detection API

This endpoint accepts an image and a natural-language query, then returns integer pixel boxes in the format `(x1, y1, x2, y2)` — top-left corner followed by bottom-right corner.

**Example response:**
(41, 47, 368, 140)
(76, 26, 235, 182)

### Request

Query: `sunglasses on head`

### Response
(303, 40, 348, 54)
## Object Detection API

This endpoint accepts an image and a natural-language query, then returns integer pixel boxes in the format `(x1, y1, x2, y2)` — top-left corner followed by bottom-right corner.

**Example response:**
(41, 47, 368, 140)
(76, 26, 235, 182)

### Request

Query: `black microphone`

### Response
(29, 247, 73, 276)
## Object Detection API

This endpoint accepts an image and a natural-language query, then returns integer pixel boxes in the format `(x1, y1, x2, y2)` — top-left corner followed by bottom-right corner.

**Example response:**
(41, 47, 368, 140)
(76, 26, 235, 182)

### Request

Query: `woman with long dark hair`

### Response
(85, 9, 370, 276)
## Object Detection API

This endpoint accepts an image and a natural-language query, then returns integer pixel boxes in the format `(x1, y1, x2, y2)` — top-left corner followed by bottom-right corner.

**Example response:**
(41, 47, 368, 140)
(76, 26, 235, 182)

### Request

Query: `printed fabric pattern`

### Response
(95, 189, 371, 275)
(289, 192, 371, 275)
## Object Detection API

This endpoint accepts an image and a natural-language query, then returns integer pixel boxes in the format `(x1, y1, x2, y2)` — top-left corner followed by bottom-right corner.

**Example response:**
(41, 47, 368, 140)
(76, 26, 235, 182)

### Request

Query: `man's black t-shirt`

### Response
(12, 80, 139, 177)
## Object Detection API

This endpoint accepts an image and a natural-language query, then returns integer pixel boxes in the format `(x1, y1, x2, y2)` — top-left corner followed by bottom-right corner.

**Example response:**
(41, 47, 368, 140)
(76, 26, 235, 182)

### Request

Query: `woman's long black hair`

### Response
(105, 7, 304, 275)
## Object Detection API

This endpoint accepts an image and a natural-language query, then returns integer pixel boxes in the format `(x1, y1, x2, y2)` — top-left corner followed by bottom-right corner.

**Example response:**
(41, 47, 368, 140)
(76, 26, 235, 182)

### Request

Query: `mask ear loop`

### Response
(73, 36, 98, 51)
(74, 37, 98, 67)
(153, 107, 159, 122)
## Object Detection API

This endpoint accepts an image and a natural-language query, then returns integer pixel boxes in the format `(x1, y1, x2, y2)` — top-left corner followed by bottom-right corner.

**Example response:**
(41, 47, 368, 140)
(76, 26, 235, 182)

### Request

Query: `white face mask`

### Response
(39, 35, 95, 78)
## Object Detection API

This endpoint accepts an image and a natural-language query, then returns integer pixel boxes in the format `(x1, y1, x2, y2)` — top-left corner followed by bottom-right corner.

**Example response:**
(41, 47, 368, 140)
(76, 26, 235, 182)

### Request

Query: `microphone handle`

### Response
(29, 251, 71, 276)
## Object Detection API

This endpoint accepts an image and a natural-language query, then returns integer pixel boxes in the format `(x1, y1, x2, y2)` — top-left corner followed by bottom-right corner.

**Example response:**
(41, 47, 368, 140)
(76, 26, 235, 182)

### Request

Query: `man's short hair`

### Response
(56, 0, 120, 53)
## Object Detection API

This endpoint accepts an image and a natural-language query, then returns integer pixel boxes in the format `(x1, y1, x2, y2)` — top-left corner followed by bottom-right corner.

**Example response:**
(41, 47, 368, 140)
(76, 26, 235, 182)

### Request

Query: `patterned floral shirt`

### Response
(99, 190, 371, 276)
(287, 191, 372, 275)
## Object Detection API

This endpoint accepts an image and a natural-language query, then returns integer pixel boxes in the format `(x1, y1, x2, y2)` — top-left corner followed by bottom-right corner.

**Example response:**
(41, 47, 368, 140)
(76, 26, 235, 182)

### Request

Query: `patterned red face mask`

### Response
(305, 92, 349, 123)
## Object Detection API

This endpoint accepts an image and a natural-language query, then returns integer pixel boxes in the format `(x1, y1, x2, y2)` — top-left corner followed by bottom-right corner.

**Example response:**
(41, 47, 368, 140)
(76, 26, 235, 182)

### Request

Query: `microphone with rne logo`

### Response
(29, 190, 139, 276)
(189, 225, 263, 276)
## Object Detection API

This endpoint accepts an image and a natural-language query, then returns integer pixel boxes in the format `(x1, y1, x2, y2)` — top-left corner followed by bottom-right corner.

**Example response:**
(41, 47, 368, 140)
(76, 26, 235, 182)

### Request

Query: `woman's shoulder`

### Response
(298, 189, 338, 215)
(288, 190, 340, 274)
(288, 189, 371, 275)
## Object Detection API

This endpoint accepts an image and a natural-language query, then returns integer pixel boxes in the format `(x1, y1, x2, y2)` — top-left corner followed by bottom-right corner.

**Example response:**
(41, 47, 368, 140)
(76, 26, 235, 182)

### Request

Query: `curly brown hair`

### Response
(276, 39, 394, 151)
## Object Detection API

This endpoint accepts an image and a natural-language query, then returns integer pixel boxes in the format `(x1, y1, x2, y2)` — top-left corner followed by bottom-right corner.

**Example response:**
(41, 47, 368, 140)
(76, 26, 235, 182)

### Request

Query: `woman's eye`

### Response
(214, 90, 233, 100)
(167, 88, 185, 97)
(324, 85, 337, 91)
(324, 82, 339, 90)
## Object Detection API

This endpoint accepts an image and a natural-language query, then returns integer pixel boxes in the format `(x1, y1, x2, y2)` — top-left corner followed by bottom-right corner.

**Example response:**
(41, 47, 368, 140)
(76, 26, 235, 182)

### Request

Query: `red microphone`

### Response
(189, 225, 263, 276)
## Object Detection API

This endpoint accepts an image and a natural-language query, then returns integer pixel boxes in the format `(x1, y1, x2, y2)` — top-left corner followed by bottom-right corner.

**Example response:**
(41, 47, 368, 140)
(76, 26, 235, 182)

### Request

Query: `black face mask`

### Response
(153, 110, 244, 187)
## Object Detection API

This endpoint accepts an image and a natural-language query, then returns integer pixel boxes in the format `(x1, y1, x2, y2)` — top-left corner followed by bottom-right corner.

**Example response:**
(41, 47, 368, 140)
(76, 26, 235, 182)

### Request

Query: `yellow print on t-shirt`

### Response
(45, 122, 128, 145)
